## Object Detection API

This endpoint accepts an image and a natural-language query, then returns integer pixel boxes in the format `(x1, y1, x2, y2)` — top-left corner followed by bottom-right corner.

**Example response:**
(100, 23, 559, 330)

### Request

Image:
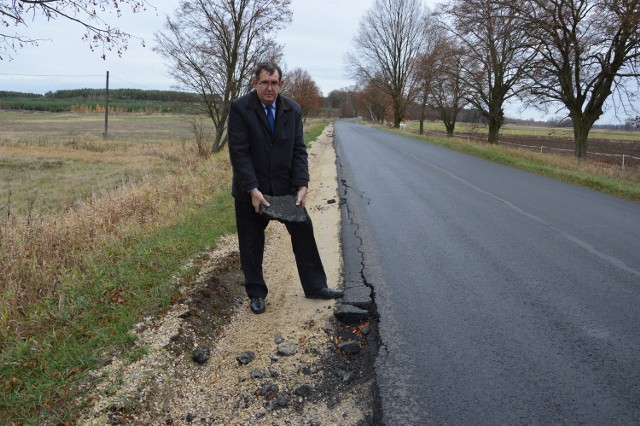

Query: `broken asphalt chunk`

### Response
(236, 351, 255, 365)
(191, 345, 211, 365)
(334, 304, 369, 324)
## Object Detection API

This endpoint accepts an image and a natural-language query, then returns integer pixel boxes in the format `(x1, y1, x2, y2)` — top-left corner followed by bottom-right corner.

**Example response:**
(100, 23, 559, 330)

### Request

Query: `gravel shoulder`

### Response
(78, 124, 377, 425)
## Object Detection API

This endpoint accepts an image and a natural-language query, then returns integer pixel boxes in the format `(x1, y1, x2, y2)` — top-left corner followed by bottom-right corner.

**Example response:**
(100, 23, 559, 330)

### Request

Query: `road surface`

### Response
(334, 120, 640, 425)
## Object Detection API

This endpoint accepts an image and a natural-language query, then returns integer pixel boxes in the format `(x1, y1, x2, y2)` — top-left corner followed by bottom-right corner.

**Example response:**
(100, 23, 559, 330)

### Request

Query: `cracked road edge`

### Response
(333, 125, 384, 424)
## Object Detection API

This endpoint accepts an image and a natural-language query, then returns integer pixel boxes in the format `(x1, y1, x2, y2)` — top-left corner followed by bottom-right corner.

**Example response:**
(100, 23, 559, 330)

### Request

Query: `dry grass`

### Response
(0, 111, 228, 343)
(0, 113, 330, 423)
(0, 112, 327, 347)
(0, 155, 231, 342)
(1, 113, 197, 215)
(464, 136, 640, 183)
(413, 120, 640, 142)
(1, 142, 184, 215)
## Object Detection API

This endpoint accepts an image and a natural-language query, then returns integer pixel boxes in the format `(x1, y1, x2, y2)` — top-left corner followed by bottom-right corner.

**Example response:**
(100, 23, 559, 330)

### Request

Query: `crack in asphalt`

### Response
(337, 173, 373, 293)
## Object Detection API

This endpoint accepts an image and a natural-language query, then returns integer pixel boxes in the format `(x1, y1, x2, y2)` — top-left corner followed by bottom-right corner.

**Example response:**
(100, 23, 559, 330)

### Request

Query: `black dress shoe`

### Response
(250, 297, 265, 314)
(306, 288, 344, 299)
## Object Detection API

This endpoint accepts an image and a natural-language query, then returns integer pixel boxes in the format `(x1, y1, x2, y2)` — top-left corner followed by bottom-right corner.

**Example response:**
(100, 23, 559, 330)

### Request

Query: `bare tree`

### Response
(154, 0, 291, 153)
(0, 0, 149, 60)
(327, 88, 359, 117)
(415, 57, 433, 134)
(415, 16, 447, 135)
(428, 41, 468, 136)
(346, 0, 428, 128)
(356, 82, 389, 123)
(439, 0, 537, 143)
(518, 0, 640, 158)
(282, 68, 323, 122)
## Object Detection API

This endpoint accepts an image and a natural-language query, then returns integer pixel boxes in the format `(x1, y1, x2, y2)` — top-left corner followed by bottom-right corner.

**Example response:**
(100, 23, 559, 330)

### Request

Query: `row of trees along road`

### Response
(153, 1, 323, 153)
(347, 0, 640, 158)
(4, 0, 638, 158)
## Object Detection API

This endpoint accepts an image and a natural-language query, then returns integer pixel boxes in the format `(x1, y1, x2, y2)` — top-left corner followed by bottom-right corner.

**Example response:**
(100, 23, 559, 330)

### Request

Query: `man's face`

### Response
(253, 69, 283, 105)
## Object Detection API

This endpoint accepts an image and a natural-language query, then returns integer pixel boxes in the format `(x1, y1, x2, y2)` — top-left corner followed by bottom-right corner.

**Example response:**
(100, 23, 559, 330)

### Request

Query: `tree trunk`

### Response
(211, 125, 225, 153)
(445, 122, 455, 136)
(569, 109, 601, 158)
(487, 108, 503, 144)
(392, 94, 404, 128)
(573, 120, 590, 158)
(393, 113, 403, 128)
(419, 101, 426, 135)
(441, 108, 457, 136)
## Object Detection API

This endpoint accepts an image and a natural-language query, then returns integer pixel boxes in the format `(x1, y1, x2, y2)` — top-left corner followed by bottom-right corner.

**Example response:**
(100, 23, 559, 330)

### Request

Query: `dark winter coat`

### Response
(227, 90, 309, 202)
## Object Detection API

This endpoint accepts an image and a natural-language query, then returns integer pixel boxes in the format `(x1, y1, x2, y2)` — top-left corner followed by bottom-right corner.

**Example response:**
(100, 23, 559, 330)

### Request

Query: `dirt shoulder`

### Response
(78, 124, 377, 425)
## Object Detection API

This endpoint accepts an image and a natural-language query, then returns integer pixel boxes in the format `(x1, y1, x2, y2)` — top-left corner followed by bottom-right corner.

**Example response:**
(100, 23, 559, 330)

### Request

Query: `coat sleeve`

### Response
(228, 100, 259, 193)
(290, 106, 309, 189)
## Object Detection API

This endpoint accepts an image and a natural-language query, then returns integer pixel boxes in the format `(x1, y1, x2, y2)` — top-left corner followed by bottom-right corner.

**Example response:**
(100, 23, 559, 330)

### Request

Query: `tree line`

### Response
(4, 0, 637, 157)
(0, 89, 197, 101)
(0, 89, 200, 113)
(346, 0, 640, 158)
(151, 0, 639, 157)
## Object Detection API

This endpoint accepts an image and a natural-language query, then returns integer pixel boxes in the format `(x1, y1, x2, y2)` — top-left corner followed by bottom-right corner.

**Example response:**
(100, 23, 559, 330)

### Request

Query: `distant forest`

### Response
(0, 89, 636, 131)
(0, 89, 199, 113)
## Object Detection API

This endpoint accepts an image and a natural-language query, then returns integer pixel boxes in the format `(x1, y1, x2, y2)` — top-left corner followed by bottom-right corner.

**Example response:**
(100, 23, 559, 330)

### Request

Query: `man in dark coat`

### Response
(227, 62, 343, 314)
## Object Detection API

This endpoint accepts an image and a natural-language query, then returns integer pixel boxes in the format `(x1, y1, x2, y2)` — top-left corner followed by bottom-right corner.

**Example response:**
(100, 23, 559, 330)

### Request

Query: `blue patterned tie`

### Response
(266, 105, 275, 133)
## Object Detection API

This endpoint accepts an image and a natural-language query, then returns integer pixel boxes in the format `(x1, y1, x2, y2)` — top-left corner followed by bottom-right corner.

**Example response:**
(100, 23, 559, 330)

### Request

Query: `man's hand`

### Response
(250, 188, 270, 213)
(296, 186, 308, 207)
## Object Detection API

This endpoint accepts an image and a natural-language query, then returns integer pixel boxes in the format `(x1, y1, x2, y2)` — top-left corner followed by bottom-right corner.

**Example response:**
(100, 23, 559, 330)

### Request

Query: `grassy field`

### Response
(0, 111, 329, 423)
(411, 120, 640, 142)
(0, 113, 197, 215)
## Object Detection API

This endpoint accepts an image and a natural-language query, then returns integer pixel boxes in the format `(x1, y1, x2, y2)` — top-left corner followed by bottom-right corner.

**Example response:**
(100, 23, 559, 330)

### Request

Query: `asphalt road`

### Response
(333, 120, 640, 425)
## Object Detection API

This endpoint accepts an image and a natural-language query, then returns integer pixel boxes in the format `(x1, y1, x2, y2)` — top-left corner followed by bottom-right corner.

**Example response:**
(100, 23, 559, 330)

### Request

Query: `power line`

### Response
(110, 76, 160, 90)
(0, 72, 171, 90)
(0, 72, 104, 77)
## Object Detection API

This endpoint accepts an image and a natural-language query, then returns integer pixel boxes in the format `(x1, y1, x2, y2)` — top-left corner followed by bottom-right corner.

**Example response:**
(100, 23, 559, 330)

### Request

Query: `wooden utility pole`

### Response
(103, 71, 110, 139)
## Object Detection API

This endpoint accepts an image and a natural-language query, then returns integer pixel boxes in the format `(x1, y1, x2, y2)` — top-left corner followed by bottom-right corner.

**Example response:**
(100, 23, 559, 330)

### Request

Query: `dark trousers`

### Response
(234, 199, 327, 299)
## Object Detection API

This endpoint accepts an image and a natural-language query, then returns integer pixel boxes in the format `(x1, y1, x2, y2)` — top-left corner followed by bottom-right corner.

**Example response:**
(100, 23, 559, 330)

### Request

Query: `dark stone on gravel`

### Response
(251, 369, 263, 379)
(277, 394, 289, 407)
(191, 345, 211, 365)
(338, 340, 361, 355)
(337, 369, 355, 383)
(294, 385, 312, 398)
(334, 304, 369, 324)
(274, 334, 284, 344)
(185, 413, 194, 422)
(324, 317, 336, 333)
(256, 383, 279, 400)
(277, 343, 298, 356)
(259, 194, 308, 223)
(235, 395, 251, 409)
(237, 351, 255, 365)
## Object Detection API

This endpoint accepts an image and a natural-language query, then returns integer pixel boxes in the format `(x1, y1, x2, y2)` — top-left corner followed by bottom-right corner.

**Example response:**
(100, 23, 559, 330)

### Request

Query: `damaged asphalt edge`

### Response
(333, 139, 375, 324)
(332, 130, 385, 424)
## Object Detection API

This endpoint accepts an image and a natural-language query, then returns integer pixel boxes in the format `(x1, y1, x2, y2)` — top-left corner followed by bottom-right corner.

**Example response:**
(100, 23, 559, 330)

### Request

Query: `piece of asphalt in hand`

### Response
(259, 194, 308, 223)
